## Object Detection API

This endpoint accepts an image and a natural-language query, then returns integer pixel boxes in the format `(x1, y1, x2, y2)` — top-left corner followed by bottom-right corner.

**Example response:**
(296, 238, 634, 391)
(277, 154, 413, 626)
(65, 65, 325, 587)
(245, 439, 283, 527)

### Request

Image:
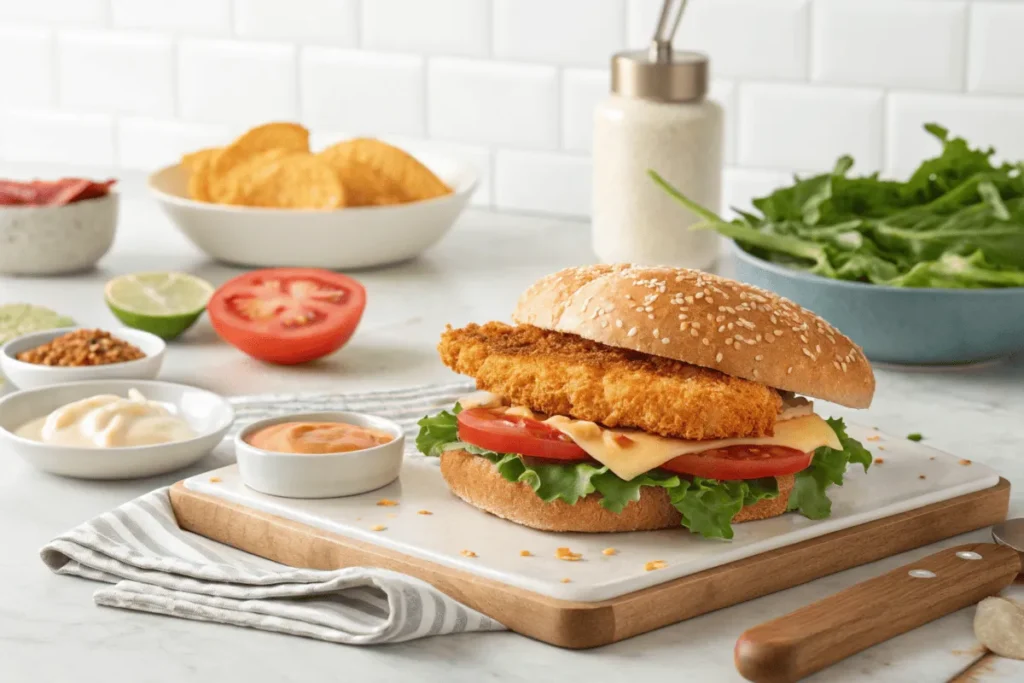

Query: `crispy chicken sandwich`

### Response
(417, 265, 874, 539)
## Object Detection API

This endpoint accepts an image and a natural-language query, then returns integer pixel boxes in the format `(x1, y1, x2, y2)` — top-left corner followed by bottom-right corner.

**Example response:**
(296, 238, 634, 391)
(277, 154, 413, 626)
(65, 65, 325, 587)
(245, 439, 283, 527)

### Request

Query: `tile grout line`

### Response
(961, 0, 972, 93)
(805, 0, 814, 83)
(421, 53, 430, 141)
(353, 0, 363, 48)
(49, 26, 61, 113)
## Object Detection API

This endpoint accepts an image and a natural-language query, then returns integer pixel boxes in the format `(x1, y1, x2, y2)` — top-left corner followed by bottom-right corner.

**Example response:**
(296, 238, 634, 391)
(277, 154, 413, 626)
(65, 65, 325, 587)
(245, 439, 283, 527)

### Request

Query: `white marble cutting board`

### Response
(184, 423, 1000, 602)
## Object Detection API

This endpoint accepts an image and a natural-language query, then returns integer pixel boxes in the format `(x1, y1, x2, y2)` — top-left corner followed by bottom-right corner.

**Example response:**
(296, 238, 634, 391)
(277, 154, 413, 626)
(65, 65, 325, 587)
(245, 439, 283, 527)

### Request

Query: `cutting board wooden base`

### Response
(170, 478, 1010, 649)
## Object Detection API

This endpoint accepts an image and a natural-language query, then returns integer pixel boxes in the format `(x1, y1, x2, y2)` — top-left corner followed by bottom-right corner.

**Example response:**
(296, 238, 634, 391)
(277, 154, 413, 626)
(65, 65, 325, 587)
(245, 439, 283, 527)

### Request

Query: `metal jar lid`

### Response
(614, 0, 707, 102)
(611, 49, 708, 102)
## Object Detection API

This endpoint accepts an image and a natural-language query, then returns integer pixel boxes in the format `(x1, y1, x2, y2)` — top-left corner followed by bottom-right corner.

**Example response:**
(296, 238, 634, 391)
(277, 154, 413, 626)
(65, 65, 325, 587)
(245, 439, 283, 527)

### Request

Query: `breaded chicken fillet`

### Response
(438, 322, 783, 440)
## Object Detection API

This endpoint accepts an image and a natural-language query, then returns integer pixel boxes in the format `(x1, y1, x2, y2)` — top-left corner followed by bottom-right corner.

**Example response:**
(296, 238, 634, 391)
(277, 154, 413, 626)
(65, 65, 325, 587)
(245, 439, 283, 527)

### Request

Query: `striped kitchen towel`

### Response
(40, 382, 507, 644)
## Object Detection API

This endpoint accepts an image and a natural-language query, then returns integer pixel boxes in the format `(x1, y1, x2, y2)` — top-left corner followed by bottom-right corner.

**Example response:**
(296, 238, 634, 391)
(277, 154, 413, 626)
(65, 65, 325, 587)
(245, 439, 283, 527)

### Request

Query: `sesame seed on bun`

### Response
(512, 264, 875, 409)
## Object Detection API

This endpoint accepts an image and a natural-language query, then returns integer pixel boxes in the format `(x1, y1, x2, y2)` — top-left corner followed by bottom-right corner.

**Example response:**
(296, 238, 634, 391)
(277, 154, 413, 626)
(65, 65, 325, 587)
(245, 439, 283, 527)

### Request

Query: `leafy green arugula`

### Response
(650, 123, 1024, 288)
(416, 407, 870, 540)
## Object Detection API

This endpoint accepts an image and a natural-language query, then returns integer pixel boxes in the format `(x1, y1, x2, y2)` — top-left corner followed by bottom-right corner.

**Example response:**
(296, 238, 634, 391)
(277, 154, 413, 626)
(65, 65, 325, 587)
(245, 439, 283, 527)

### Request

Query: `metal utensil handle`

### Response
(649, 0, 689, 61)
(734, 542, 1021, 683)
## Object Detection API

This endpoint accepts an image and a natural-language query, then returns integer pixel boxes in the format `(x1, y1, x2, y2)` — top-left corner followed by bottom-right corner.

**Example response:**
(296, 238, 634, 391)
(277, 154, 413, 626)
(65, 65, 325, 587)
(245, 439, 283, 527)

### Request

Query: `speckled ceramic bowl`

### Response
(0, 193, 118, 275)
(731, 242, 1024, 366)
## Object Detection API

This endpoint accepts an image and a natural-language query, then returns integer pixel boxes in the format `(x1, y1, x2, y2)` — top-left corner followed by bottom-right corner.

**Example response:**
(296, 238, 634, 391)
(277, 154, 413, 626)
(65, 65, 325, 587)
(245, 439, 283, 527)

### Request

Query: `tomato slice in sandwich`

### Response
(457, 407, 813, 480)
(457, 407, 589, 461)
(207, 268, 366, 365)
(659, 445, 813, 480)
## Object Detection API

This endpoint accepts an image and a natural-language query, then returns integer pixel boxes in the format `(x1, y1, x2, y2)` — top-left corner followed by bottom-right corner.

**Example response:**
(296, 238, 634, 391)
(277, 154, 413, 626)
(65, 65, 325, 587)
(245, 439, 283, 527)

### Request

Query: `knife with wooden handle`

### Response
(734, 542, 1022, 683)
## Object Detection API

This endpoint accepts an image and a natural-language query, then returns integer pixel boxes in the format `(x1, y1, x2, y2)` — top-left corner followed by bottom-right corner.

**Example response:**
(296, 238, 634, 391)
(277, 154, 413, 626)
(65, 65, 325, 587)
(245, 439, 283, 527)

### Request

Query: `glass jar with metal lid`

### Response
(592, 0, 722, 269)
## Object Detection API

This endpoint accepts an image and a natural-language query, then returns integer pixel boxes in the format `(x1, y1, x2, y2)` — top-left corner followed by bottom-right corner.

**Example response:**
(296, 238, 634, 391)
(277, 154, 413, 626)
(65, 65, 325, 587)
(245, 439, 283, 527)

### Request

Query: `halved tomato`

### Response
(207, 268, 366, 365)
(457, 407, 589, 461)
(660, 445, 813, 480)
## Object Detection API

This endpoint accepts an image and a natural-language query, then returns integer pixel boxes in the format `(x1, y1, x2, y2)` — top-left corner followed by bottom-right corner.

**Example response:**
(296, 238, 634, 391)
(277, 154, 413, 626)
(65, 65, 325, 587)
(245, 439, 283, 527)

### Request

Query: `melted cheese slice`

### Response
(454, 393, 841, 482)
(543, 414, 841, 482)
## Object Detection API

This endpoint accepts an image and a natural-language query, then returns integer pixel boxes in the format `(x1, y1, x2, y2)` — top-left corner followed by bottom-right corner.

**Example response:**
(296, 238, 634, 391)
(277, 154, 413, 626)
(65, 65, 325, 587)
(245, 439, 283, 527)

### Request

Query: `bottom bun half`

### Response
(439, 449, 794, 533)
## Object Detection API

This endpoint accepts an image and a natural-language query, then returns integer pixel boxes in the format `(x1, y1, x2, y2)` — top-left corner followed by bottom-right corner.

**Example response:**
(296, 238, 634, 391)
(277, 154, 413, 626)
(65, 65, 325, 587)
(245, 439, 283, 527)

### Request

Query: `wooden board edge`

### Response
(169, 482, 616, 648)
(608, 478, 1012, 643)
(170, 478, 1010, 649)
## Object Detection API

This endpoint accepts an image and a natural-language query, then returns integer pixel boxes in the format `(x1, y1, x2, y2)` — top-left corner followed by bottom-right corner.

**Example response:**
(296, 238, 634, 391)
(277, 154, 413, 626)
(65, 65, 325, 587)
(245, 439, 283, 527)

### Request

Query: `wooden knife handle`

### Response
(734, 542, 1021, 683)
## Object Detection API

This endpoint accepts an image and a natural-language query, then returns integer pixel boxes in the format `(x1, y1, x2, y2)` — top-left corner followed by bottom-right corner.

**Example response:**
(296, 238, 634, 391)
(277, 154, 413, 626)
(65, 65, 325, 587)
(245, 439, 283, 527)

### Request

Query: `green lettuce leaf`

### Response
(787, 418, 872, 519)
(453, 442, 682, 509)
(667, 477, 779, 540)
(414, 404, 462, 457)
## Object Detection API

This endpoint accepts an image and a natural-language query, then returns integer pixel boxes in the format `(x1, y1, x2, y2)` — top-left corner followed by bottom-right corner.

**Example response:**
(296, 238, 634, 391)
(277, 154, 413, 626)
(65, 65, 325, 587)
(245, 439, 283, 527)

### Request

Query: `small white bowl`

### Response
(0, 379, 234, 479)
(147, 153, 477, 269)
(0, 193, 118, 275)
(235, 411, 405, 499)
(0, 327, 165, 390)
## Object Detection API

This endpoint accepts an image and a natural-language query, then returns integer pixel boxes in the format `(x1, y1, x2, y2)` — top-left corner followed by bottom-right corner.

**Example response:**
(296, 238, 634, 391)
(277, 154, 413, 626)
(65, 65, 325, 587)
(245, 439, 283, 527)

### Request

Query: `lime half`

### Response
(105, 272, 214, 339)
(0, 304, 73, 386)
(0, 304, 74, 345)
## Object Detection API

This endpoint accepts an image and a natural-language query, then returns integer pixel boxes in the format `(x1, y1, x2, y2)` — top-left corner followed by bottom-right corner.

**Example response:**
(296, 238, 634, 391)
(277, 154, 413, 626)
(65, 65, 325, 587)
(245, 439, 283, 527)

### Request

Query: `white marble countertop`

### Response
(1, 195, 1023, 682)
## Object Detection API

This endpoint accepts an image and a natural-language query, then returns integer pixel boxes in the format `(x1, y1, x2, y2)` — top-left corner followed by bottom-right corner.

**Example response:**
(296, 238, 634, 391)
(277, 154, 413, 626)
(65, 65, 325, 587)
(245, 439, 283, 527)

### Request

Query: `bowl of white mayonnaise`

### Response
(0, 379, 233, 479)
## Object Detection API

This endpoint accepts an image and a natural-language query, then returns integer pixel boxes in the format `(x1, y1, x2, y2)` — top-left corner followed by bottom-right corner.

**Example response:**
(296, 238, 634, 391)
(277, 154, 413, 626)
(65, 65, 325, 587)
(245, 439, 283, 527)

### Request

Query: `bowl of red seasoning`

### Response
(0, 327, 165, 389)
(0, 177, 118, 275)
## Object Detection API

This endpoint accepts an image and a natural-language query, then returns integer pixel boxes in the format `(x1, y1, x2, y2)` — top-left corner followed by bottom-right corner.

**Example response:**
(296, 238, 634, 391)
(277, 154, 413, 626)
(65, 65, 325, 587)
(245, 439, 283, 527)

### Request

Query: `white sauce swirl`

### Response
(15, 389, 195, 448)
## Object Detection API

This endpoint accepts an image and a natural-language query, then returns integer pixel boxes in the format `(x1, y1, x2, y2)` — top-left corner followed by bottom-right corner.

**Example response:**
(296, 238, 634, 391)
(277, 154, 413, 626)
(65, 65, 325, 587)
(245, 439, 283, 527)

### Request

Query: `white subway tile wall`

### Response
(428, 58, 559, 148)
(178, 39, 297, 124)
(0, 25, 54, 106)
(738, 83, 885, 172)
(493, 0, 625, 67)
(561, 69, 608, 152)
(58, 30, 175, 116)
(234, 0, 358, 44)
(1, 110, 115, 165)
(495, 151, 591, 216)
(301, 49, 425, 136)
(0, 0, 107, 25)
(967, 2, 1024, 96)
(109, 0, 231, 34)
(0, 0, 1019, 218)
(812, 0, 967, 92)
(362, 0, 490, 56)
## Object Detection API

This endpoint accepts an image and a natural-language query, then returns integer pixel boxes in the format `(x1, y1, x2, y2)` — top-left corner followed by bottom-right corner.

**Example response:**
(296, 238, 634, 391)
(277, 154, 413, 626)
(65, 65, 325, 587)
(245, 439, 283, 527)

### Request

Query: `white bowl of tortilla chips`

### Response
(148, 123, 478, 269)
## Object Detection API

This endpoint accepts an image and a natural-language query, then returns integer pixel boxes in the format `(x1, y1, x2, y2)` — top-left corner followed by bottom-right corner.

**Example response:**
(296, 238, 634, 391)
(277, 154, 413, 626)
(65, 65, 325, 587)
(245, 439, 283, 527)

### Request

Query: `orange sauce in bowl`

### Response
(245, 422, 395, 454)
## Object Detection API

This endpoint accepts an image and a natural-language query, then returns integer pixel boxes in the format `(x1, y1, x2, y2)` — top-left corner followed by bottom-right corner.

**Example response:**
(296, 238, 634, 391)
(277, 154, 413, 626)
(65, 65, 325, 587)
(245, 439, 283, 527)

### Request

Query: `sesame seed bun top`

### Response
(512, 264, 875, 409)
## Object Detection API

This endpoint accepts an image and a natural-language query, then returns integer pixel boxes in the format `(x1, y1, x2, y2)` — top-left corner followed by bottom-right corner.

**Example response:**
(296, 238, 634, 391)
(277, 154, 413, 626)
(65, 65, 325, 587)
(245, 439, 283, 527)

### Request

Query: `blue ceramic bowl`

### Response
(730, 243, 1024, 365)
